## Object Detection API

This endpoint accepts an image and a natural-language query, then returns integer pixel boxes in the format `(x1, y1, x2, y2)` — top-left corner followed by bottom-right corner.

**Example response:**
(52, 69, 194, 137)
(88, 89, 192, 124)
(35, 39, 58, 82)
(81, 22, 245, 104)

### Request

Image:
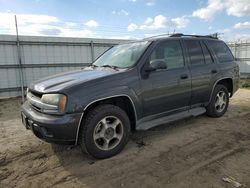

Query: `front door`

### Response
(141, 40, 192, 117)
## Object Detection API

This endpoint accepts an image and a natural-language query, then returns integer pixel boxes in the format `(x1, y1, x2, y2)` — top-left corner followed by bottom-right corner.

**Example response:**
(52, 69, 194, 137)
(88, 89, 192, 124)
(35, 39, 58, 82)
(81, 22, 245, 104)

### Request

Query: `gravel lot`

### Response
(0, 89, 250, 188)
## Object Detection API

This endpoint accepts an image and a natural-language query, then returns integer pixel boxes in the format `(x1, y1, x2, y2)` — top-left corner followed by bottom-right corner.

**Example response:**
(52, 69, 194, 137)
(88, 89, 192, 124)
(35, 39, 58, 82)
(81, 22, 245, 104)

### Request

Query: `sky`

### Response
(0, 0, 250, 41)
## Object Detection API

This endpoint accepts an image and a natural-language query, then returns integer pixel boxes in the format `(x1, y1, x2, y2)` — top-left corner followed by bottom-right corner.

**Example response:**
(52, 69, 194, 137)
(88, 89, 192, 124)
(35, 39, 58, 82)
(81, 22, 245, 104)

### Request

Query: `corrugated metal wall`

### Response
(0, 35, 127, 97)
(1, 35, 250, 98)
(228, 42, 250, 76)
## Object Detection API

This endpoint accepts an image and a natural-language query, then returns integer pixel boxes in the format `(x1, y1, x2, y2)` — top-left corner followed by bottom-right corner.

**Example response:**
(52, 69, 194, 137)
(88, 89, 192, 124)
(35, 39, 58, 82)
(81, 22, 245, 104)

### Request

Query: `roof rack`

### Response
(142, 33, 219, 41)
(170, 33, 218, 39)
(143, 33, 171, 40)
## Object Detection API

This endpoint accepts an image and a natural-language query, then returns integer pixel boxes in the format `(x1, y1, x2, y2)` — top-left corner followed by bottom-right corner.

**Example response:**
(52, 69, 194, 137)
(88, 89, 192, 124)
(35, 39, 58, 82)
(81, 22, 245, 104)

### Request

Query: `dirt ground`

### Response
(0, 89, 250, 188)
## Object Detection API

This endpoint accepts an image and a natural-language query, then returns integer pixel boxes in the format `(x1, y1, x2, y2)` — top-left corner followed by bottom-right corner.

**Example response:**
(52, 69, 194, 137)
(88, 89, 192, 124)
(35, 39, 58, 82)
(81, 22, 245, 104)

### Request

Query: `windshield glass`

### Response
(93, 41, 149, 68)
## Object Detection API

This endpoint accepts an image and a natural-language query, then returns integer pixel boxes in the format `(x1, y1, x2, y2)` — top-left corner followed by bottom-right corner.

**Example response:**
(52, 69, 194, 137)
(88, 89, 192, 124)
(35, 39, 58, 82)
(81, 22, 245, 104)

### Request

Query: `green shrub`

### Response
(242, 82, 250, 88)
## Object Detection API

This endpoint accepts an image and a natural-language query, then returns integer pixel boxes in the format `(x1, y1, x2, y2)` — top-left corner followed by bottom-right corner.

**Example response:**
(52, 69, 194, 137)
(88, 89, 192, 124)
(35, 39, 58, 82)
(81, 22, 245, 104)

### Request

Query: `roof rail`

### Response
(170, 33, 218, 39)
(143, 33, 171, 40)
(142, 33, 219, 40)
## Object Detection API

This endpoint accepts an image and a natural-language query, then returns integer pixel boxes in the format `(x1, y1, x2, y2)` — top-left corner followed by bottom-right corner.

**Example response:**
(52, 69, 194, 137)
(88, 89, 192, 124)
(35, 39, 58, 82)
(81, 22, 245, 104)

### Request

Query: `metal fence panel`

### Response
(1, 34, 250, 98)
(228, 42, 250, 75)
(0, 35, 126, 98)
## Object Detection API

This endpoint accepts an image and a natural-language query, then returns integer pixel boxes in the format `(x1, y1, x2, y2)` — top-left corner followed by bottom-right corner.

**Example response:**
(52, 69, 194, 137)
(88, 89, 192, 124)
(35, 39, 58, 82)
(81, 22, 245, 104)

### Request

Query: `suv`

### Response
(21, 33, 239, 159)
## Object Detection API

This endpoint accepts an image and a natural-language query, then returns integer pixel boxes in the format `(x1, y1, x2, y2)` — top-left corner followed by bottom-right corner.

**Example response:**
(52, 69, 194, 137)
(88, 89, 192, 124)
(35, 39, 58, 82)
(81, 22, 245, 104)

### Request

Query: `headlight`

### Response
(41, 94, 67, 114)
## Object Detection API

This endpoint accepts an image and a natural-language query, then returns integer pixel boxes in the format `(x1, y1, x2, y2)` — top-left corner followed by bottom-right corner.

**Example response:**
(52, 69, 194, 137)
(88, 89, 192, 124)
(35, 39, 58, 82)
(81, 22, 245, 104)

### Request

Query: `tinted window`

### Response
(150, 40, 184, 70)
(201, 42, 213, 64)
(207, 41, 234, 63)
(185, 40, 205, 66)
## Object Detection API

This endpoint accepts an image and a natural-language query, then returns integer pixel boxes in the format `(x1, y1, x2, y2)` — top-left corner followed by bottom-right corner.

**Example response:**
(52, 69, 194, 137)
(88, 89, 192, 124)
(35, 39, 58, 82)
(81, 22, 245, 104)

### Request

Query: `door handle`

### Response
(211, 69, 218, 74)
(180, 74, 188, 79)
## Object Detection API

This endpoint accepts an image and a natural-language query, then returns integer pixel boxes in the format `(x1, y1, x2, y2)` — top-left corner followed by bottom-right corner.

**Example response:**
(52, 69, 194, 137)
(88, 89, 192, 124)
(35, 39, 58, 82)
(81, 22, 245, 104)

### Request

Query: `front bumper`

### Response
(21, 101, 82, 144)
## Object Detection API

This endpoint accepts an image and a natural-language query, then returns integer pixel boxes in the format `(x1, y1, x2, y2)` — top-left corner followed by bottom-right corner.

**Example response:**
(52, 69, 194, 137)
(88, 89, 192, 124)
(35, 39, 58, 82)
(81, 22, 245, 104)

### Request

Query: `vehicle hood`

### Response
(29, 67, 118, 93)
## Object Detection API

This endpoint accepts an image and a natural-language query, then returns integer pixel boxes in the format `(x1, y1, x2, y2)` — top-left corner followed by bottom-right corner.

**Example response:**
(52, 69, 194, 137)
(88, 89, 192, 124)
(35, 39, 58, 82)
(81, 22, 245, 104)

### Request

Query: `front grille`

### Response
(27, 91, 43, 112)
(26, 90, 58, 114)
(30, 103, 42, 112)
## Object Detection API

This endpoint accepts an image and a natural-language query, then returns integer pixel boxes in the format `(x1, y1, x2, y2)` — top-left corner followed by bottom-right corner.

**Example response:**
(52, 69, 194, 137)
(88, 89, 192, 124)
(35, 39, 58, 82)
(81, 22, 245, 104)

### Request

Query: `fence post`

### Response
(235, 42, 237, 59)
(15, 15, 25, 102)
(90, 40, 94, 63)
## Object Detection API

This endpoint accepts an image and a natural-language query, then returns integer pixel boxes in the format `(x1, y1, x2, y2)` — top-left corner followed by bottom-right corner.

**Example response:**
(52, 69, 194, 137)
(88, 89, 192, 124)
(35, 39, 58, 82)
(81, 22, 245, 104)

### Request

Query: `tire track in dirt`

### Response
(1, 89, 250, 188)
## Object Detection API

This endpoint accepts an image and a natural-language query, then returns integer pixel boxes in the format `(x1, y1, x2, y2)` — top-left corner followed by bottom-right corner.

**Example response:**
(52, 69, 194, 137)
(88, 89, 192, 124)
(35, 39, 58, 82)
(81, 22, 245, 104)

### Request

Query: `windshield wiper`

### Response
(100, 64, 119, 70)
(81, 64, 98, 70)
(90, 64, 99, 68)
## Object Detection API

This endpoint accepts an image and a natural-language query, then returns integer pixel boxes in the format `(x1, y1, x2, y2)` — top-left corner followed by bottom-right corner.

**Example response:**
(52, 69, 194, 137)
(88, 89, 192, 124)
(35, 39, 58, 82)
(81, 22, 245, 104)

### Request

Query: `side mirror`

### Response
(145, 59, 167, 72)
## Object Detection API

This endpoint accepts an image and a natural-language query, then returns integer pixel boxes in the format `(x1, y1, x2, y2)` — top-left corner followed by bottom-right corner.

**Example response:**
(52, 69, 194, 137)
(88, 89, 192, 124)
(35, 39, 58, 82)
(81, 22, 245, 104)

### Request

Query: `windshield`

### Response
(93, 41, 149, 68)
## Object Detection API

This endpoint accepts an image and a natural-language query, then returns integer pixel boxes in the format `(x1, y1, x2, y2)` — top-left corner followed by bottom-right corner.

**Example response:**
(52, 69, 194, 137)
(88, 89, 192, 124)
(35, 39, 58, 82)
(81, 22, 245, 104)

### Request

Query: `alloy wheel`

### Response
(93, 116, 124, 151)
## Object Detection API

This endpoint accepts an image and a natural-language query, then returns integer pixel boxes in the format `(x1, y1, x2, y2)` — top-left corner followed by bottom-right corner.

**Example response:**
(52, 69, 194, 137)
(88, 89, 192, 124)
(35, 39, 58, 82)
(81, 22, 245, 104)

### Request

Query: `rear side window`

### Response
(207, 41, 234, 63)
(185, 40, 205, 66)
(150, 40, 184, 70)
(201, 42, 213, 64)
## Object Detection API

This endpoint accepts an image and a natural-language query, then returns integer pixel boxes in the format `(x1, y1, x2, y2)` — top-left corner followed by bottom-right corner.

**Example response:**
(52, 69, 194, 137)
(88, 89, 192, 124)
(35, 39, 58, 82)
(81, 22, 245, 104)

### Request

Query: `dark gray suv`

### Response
(21, 33, 239, 159)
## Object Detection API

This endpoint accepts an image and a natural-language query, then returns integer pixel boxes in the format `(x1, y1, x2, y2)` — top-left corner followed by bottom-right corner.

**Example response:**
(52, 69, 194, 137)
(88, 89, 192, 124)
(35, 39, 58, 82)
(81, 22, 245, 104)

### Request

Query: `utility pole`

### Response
(15, 15, 25, 102)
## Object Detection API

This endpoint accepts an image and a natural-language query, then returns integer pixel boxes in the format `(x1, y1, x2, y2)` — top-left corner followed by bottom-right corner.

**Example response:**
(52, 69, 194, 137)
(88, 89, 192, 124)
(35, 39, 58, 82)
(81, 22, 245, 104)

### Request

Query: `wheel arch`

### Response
(75, 95, 137, 145)
(209, 77, 233, 103)
(216, 78, 233, 96)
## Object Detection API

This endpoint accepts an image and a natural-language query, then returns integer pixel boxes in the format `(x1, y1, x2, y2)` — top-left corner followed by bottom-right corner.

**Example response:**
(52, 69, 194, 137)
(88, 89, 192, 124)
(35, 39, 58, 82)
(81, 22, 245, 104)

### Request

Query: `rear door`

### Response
(183, 39, 219, 106)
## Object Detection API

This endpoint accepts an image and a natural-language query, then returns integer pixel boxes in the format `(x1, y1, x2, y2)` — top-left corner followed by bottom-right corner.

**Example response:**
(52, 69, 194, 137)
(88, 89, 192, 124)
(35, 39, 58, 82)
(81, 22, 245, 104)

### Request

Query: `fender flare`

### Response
(208, 77, 233, 103)
(74, 94, 138, 145)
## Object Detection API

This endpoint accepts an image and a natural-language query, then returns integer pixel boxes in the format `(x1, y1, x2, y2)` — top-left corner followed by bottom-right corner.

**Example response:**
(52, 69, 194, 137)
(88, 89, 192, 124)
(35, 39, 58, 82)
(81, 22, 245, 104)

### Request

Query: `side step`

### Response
(136, 107, 206, 131)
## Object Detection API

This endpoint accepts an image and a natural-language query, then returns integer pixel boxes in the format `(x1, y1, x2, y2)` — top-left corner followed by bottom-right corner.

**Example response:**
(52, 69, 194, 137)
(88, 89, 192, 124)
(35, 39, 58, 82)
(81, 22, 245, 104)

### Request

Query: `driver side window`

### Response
(150, 40, 184, 70)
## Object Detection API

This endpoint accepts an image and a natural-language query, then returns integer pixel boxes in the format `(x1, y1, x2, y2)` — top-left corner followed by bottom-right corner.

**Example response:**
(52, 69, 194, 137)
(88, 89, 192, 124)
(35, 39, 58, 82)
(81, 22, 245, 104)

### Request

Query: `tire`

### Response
(206, 84, 229, 117)
(79, 104, 131, 159)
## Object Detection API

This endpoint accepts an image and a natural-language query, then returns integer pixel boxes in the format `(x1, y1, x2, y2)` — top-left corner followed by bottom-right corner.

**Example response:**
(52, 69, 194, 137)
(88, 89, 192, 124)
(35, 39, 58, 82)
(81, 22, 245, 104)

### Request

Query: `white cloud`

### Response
(127, 23, 138, 32)
(209, 28, 231, 35)
(226, 0, 250, 17)
(192, 0, 224, 21)
(171, 17, 190, 29)
(84, 20, 99, 28)
(140, 15, 167, 30)
(145, 0, 155, 6)
(234, 33, 250, 41)
(128, 15, 189, 31)
(222, 33, 250, 42)
(0, 12, 60, 35)
(59, 28, 94, 37)
(146, 2, 155, 6)
(144, 17, 153, 25)
(234, 21, 250, 29)
(65, 22, 77, 27)
(0, 11, 96, 38)
(0, 12, 58, 28)
(121, 9, 129, 16)
(193, 0, 250, 21)
(112, 9, 129, 16)
(218, 28, 231, 33)
(129, 0, 137, 2)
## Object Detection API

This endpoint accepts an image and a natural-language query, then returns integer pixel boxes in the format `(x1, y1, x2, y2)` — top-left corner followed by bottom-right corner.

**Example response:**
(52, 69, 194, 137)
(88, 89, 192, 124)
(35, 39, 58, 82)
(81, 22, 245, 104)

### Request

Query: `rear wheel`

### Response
(206, 84, 229, 117)
(79, 104, 130, 159)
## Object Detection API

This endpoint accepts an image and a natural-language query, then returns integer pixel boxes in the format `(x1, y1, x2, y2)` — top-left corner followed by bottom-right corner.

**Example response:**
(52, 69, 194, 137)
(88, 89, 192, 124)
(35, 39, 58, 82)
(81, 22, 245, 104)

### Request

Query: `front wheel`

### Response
(206, 84, 229, 117)
(79, 104, 130, 159)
